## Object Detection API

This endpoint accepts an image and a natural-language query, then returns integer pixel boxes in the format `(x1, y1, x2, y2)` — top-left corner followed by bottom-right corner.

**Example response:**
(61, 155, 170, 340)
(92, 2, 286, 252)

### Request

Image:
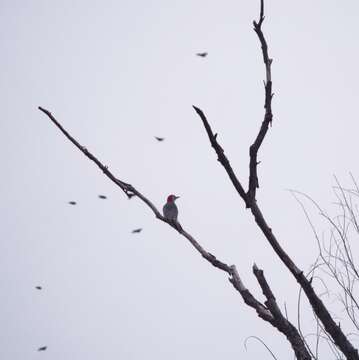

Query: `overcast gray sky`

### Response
(2, 0, 359, 359)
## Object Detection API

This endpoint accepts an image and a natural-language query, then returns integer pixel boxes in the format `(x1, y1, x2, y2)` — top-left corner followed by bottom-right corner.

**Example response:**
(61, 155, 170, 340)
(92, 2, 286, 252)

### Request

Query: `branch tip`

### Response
(192, 105, 204, 118)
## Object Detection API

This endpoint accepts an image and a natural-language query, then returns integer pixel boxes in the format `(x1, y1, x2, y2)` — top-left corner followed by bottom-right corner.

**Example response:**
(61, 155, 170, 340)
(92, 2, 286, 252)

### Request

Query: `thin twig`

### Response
(244, 335, 278, 360)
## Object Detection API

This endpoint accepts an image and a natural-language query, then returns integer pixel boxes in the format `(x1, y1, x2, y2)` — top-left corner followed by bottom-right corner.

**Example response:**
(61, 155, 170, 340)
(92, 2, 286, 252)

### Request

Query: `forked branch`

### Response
(38, 105, 309, 359)
(253, 264, 311, 359)
(192, 1, 359, 359)
(38, 0, 359, 358)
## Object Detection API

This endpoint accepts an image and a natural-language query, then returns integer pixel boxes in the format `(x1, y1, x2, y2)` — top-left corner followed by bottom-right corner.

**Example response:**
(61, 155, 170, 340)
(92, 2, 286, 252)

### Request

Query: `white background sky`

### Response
(2, 0, 359, 359)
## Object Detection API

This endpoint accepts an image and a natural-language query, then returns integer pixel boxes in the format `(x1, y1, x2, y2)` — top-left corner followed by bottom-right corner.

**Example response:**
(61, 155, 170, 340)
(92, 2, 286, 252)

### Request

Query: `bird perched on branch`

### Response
(163, 195, 182, 230)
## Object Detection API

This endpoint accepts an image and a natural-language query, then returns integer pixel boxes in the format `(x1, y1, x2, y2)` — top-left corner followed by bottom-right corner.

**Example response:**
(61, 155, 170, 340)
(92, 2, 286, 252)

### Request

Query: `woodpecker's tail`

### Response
(171, 220, 182, 232)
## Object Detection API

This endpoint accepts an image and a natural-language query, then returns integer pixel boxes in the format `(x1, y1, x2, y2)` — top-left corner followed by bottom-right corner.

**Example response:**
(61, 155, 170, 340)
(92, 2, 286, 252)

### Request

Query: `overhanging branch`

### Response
(38, 106, 308, 358)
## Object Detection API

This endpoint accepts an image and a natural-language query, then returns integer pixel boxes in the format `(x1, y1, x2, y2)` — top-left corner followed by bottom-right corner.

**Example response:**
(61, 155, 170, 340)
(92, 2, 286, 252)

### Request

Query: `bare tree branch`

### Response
(192, 1, 359, 359)
(192, 105, 250, 208)
(229, 265, 274, 323)
(248, 0, 273, 202)
(38, 1, 359, 358)
(38, 106, 310, 358)
(39, 103, 317, 359)
(253, 264, 311, 360)
(38, 106, 232, 273)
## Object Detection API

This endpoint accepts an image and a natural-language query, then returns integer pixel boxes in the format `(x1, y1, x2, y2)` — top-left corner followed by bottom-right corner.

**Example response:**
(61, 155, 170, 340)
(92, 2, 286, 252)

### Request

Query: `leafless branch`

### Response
(38, 106, 310, 358)
(294, 180, 359, 355)
(192, 105, 250, 208)
(253, 264, 311, 359)
(38, 0, 359, 358)
(192, 1, 359, 358)
(293, 188, 359, 322)
(38, 106, 231, 273)
(248, 0, 273, 202)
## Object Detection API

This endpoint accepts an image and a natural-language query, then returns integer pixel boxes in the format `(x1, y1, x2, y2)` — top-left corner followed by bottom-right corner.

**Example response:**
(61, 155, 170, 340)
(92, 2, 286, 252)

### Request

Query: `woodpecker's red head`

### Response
(167, 194, 180, 203)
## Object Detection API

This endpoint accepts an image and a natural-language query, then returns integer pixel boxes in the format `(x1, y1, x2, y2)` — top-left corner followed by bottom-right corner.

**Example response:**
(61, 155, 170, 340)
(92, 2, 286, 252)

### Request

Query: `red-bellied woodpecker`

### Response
(163, 194, 181, 230)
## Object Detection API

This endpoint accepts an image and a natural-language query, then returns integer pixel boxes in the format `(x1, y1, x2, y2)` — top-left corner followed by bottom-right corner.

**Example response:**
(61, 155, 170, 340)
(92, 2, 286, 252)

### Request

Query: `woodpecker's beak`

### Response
(175, 196, 180, 200)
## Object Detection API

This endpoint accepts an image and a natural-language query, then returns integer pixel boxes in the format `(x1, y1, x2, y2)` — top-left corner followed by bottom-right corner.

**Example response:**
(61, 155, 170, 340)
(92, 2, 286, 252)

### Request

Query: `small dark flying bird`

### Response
(196, 52, 208, 57)
(98, 195, 107, 199)
(132, 228, 142, 234)
(35, 286, 42, 290)
(154, 136, 164, 142)
(37, 346, 47, 352)
(68, 201, 77, 205)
